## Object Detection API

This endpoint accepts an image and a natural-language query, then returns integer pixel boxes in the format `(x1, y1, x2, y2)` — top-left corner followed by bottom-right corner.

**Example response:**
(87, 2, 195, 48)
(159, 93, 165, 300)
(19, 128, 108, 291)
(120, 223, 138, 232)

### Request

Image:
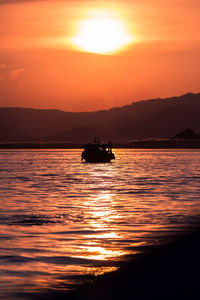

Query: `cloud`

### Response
(0, 63, 6, 70)
(0, 0, 53, 4)
(10, 68, 24, 80)
(0, 63, 6, 80)
(0, 0, 27, 3)
(10, 68, 24, 91)
(0, 0, 40, 3)
(0, 0, 72, 4)
(0, 0, 115, 4)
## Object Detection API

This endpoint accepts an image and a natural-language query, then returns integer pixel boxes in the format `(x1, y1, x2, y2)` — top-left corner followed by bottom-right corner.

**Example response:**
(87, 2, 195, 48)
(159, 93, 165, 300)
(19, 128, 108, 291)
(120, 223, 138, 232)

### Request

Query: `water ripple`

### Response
(0, 149, 200, 299)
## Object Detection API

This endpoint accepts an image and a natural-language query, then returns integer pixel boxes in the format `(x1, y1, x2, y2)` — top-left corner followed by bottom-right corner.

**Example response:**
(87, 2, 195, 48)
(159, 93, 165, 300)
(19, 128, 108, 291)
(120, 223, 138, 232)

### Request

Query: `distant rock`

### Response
(174, 128, 199, 139)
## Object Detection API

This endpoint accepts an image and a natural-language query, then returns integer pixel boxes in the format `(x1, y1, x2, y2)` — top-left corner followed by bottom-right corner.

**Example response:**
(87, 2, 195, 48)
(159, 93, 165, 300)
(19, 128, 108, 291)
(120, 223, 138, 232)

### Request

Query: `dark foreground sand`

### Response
(32, 229, 200, 300)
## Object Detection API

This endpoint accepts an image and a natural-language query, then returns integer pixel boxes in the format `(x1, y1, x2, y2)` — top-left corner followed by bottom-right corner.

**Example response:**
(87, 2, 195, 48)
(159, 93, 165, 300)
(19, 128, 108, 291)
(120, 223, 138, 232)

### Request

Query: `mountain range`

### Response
(0, 92, 200, 143)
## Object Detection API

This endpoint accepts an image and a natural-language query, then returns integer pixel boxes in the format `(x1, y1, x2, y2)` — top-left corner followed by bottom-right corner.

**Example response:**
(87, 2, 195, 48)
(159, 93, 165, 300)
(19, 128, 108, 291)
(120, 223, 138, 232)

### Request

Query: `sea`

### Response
(0, 149, 200, 299)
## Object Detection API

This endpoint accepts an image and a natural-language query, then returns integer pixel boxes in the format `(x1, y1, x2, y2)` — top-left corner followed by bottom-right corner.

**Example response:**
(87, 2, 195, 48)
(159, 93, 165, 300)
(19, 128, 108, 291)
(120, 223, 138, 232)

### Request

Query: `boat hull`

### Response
(82, 151, 115, 163)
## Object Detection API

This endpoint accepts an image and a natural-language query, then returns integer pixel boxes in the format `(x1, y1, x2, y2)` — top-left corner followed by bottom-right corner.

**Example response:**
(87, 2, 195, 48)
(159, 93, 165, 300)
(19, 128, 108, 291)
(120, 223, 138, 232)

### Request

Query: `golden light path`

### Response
(71, 16, 133, 54)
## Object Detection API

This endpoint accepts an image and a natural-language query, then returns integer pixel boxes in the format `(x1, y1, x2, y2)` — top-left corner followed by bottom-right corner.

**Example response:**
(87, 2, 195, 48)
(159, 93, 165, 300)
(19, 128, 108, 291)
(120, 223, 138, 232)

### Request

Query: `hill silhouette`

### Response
(173, 128, 200, 139)
(0, 92, 200, 143)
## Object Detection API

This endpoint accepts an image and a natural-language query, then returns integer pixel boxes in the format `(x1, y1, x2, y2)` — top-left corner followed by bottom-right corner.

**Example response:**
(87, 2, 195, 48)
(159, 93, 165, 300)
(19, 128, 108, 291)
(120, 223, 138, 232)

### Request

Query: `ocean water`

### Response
(0, 149, 200, 299)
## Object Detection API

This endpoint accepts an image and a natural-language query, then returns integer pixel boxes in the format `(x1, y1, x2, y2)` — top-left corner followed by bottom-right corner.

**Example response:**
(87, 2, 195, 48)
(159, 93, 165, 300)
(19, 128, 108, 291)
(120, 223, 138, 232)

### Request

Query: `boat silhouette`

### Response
(81, 138, 115, 163)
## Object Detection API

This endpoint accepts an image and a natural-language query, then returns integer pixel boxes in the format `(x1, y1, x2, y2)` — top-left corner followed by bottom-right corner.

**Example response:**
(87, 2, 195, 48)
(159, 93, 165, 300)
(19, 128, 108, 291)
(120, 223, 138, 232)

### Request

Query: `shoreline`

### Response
(0, 139, 200, 149)
(67, 229, 200, 300)
(28, 228, 200, 300)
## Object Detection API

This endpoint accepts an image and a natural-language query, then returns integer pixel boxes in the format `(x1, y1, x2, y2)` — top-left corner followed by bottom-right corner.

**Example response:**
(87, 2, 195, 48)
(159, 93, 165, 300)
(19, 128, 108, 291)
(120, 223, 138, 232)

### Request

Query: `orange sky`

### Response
(0, 0, 200, 111)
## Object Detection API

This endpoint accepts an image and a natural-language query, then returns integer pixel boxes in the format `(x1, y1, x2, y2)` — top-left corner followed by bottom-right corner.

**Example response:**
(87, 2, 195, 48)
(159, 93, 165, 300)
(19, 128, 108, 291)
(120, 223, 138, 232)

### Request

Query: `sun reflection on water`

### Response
(73, 191, 128, 261)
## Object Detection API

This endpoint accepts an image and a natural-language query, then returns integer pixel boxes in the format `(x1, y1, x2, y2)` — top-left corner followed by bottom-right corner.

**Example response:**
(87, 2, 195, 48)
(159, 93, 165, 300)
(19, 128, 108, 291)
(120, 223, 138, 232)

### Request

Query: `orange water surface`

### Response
(0, 149, 200, 299)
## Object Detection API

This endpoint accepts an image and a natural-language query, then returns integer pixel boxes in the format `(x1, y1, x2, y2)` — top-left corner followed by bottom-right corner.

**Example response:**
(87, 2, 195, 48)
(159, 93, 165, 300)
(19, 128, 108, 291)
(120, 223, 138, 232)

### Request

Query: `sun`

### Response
(71, 17, 133, 55)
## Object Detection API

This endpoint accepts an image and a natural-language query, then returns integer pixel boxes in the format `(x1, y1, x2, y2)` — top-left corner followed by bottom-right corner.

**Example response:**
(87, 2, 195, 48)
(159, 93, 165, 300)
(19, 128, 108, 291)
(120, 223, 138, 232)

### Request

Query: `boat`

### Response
(81, 138, 115, 163)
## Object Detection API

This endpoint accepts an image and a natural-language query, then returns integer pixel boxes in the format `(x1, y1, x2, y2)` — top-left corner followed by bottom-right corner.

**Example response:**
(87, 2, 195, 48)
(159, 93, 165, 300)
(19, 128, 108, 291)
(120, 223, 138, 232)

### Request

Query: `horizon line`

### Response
(0, 91, 199, 114)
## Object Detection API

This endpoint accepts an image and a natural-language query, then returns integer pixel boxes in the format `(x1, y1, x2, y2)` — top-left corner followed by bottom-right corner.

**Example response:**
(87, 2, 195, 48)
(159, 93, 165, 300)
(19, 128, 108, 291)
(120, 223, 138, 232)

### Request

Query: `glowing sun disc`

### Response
(71, 17, 133, 54)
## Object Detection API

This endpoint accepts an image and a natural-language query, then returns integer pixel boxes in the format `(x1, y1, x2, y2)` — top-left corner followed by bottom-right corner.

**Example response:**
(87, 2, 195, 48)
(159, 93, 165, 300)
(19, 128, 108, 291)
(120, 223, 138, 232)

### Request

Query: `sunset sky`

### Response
(0, 0, 200, 111)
